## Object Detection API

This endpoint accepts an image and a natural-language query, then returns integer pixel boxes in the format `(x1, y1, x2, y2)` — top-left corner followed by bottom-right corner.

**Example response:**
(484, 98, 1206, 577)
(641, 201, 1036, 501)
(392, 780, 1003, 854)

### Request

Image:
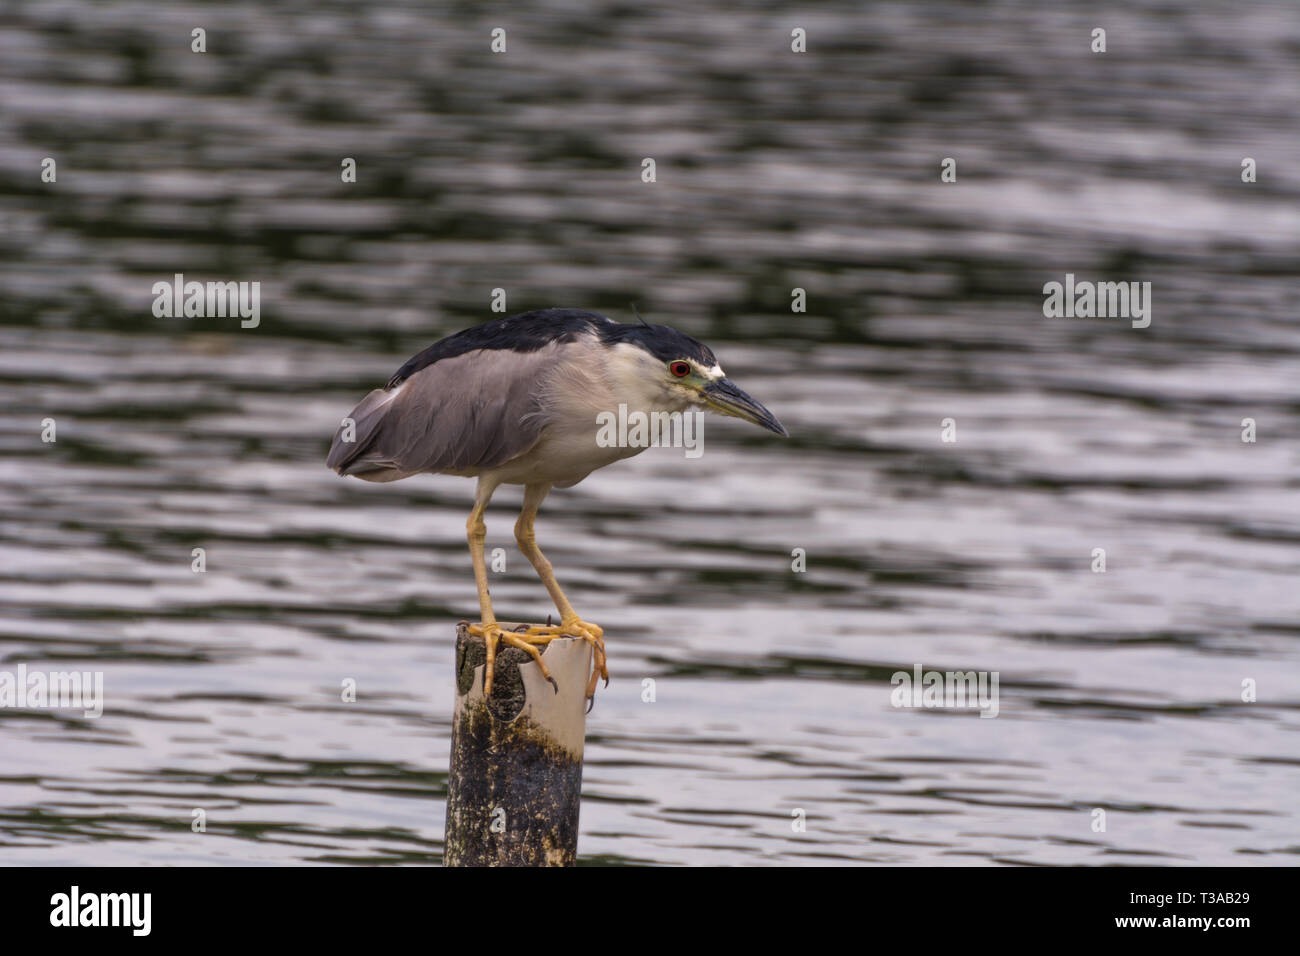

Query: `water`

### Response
(1, 0, 1298, 865)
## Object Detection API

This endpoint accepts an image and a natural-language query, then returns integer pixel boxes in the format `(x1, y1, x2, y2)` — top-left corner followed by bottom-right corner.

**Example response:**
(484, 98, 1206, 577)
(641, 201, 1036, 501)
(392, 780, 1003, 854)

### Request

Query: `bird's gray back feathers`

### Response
(326, 344, 560, 481)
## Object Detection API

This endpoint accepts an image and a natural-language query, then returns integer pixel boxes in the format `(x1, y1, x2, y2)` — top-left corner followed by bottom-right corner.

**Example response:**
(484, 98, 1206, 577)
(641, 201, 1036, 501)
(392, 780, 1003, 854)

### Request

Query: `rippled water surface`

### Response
(1, 0, 1298, 865)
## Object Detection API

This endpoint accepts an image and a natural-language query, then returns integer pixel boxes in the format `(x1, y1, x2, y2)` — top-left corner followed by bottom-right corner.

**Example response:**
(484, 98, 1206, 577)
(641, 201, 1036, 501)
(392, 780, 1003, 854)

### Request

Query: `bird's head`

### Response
(602, 322, 789, 437)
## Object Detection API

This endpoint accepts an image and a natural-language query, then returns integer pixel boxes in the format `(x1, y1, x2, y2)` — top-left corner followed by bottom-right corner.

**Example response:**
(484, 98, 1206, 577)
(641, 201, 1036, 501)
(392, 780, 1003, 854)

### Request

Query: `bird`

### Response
(326, 308, 788, 702)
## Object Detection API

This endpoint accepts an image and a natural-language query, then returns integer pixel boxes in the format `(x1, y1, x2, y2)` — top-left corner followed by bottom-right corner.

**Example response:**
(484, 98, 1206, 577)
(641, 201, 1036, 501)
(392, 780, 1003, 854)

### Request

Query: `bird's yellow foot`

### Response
(467, 622, 559, 697)
(525, 617, 608, 701)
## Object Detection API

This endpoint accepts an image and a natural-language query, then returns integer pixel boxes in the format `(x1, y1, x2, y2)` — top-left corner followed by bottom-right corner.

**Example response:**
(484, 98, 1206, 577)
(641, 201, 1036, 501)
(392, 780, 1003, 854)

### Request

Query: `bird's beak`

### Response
(701, 378, 789, 437)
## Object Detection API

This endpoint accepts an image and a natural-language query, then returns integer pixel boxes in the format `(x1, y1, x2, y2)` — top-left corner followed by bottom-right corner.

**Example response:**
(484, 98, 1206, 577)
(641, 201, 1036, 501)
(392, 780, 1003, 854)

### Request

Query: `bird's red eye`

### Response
(670, 361, 691, 377)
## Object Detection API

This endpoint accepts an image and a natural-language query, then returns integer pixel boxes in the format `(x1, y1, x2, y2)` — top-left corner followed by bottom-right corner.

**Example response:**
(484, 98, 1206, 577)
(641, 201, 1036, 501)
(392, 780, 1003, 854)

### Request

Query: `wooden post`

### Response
(443, 623, 592, 867)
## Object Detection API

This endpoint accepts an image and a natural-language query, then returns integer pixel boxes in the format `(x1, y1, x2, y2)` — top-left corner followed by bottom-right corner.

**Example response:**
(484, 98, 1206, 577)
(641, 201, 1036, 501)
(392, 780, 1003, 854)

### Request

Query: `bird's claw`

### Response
(468, 621, 560, 697)
(470, 616, 606, 703)
(525, 616, 608, 702)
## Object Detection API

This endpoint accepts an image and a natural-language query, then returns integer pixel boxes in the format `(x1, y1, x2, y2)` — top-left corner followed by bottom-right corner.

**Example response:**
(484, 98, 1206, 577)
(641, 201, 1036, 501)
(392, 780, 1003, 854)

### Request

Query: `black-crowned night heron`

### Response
(326, 308, 787, 701)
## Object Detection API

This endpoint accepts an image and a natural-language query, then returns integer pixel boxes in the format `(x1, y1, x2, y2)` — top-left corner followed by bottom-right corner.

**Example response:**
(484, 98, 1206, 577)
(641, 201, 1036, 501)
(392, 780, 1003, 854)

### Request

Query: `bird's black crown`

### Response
(598, 321, 717, 368)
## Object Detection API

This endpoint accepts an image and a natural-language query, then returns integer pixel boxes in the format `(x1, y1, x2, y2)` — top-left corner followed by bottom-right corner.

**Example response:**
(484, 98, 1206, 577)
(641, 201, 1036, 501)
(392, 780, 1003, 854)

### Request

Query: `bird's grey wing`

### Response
(326, 346, 555, 481)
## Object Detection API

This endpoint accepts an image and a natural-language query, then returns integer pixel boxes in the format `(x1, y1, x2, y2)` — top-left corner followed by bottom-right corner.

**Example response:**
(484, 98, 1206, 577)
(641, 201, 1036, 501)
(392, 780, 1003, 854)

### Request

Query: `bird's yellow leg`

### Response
(514, 483, 608, 697)
(463, 477, 510, 696)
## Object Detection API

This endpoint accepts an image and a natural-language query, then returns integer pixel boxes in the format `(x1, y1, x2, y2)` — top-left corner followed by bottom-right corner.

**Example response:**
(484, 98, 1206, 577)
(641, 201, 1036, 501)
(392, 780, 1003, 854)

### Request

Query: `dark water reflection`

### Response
(1, 0, 1298, 865)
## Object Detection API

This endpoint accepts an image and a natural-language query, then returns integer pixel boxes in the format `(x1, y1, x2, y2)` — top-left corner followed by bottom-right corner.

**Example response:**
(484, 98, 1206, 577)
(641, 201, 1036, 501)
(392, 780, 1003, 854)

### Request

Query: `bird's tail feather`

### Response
(325, 386, 410, 481)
